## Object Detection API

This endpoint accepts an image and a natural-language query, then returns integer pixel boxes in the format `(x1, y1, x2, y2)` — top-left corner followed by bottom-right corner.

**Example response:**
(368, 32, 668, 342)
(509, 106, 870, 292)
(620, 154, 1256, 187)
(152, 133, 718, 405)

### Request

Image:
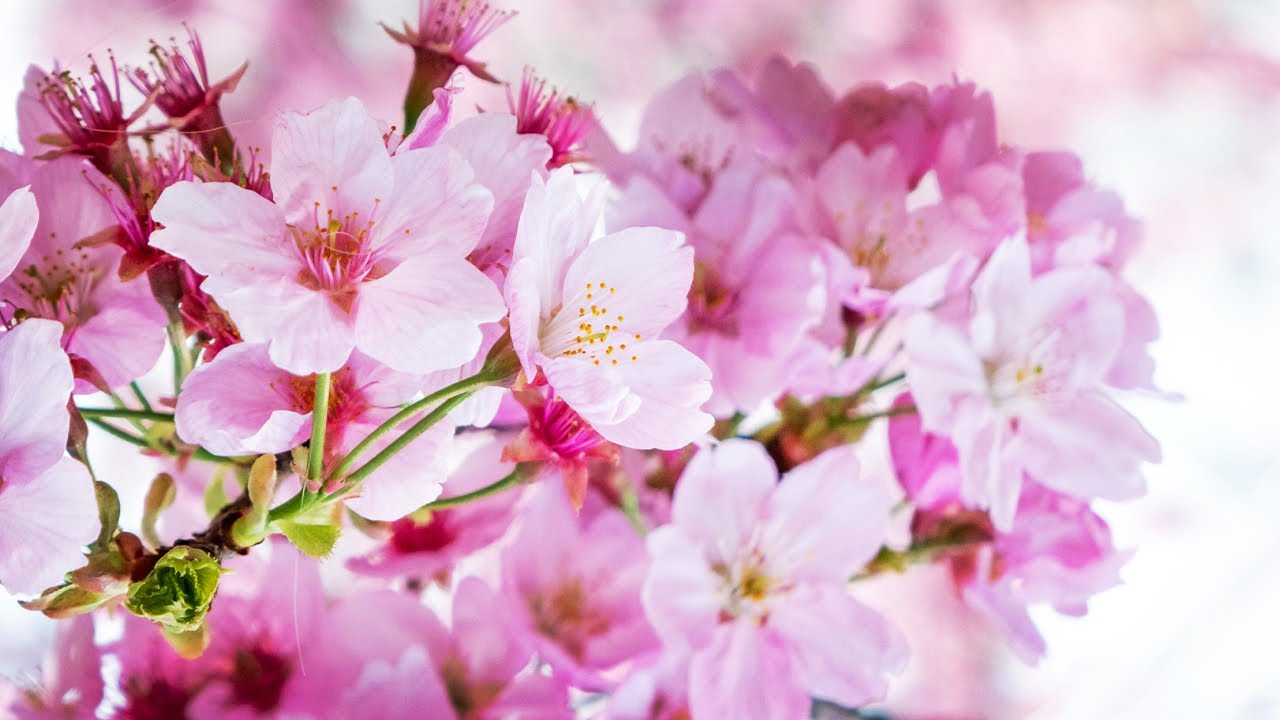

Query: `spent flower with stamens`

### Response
(386, 0, 514, 80)
(508, 69, 596, 168)
(130, 26, 247, 164)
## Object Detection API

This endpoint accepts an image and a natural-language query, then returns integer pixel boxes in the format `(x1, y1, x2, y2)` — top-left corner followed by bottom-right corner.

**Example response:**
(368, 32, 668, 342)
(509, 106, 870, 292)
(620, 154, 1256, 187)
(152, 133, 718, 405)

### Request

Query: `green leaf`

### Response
(277, 520, 341, 559)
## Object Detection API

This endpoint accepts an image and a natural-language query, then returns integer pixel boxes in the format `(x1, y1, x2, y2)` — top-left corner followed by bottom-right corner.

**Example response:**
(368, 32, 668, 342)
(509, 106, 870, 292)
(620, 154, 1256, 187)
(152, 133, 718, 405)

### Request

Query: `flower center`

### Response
(687, 262, 740, 336)
(228, 642, 292, 712)
(533, 395, 608, 458)
(714, 549, 783, 621)
(291, 194, 387, 312)
(388, 512, 457, 554)
(9, 248, 102, 330)
(528, 577, 613, 661)
(120, 677, 192, 720)
(542, 280, 641, 368)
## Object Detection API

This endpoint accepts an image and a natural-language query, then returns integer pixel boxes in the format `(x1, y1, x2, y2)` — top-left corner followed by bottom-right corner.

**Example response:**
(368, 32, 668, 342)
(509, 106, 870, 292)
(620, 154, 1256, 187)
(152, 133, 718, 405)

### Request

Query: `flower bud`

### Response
(124, 546, 223, 633)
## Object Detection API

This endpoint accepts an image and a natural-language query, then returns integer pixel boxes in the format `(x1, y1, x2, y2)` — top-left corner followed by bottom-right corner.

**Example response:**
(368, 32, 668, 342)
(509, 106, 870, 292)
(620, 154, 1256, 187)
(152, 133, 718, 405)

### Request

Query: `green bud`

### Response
(124, 546, 223, 633)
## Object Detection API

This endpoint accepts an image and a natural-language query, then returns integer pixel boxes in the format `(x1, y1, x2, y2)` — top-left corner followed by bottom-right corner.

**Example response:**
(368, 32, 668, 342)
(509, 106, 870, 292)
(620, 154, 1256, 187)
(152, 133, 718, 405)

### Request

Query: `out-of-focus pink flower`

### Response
(904, 236, 1160, 528)
(505, 167, 713, 450)
(421, 576, 572, 719)
(643, 440, 906, 718)
(175, 343, 448, 520)
(604, 650, 691, 720)
(0, 157, 167, 392)
(961, 482, 1128, 664)
(4, 615, 101, 720)
(0, 319, 97, 596)
(501, 482, 658, 690)
(347, 432, 521, 580)
(150, 96, 504, 375)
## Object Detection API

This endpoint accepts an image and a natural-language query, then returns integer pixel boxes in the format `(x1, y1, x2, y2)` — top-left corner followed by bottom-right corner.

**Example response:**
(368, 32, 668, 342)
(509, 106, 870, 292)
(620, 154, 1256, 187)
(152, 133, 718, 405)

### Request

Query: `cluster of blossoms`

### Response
(0, 2, 1161, 718)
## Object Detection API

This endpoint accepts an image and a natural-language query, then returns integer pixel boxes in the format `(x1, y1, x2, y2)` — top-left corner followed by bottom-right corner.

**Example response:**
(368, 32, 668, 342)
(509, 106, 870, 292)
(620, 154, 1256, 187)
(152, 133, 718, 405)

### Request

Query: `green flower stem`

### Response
(863, 371, 907, 394)
(167, 322, 194, 394)
(328, 371, 496, 481)
(84, 417, 243, 466)
(342, 391, 475, 487)
(130, 381, 154, 412)
(306, 372, 332, 486)
(850, 536, 989, 582)
(418, 466, 527, 511)
(76, 407, 176, 423)
(831, 403, 917, 429)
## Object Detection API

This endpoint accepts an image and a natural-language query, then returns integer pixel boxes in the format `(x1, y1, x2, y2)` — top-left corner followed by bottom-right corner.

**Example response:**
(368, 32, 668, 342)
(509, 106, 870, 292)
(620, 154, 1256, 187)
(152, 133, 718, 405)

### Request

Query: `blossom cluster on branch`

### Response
(0, 2, 1161, 718)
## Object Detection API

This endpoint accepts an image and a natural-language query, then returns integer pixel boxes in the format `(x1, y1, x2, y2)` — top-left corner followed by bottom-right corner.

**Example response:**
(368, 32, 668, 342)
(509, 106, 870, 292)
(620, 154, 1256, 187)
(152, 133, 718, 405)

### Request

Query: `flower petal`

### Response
(376, 144, 494, 261)
(0, 456, 98, 595)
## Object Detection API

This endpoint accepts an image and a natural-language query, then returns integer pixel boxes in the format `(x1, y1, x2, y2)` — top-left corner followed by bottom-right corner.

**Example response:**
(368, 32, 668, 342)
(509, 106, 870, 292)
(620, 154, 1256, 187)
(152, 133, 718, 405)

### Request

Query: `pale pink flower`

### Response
(961, 482, 1128, 663)
(904, 236, 1160, 528)
(0, 319, 98, 596)
(643, 440, 906, 718)
(501, 482, 658, 690)
(505, 167, 713, 450)
(604, 650, 691, 720)
(0, 157, 167, 391)
(150, 96, 505, 375)
(175, 343, 449, 520)
(347, 431, 521, 580)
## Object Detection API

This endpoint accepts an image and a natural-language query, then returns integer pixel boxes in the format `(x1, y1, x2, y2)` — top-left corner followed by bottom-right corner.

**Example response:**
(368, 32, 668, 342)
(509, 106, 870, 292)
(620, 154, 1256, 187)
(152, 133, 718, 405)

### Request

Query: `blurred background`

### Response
(1, 1, 1277, 718)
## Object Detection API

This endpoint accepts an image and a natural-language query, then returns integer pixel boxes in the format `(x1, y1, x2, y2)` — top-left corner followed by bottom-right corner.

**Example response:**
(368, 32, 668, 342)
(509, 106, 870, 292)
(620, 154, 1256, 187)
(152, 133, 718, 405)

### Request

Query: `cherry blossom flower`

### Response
(505, 167, 713, 450)
(0, 319, 98, 595)
(501, 482, 658, 690)
(150, 96, 505, 375)
(643, 440, 906, 718)
(0, 615, 102, 720)
(904, 236, 1160, 528)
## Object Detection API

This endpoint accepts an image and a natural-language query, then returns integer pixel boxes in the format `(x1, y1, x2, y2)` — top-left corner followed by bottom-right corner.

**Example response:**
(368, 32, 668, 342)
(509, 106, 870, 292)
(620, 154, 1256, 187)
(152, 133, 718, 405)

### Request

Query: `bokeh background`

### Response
(1, 1, 1277, 718)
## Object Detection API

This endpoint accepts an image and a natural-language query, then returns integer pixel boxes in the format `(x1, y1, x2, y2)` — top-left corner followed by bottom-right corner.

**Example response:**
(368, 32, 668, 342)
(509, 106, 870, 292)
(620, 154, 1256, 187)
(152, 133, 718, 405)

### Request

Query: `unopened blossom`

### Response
(0, 157, 167, 391)
(0, 319, 98, 595)
(505, 167, 713, 450)
(643, 440, 906, 718)
(175, 343, 449, 520)
(904, 236, 1160, 528)
(151, 96, 505, 375)
(501, 482, 659, 690)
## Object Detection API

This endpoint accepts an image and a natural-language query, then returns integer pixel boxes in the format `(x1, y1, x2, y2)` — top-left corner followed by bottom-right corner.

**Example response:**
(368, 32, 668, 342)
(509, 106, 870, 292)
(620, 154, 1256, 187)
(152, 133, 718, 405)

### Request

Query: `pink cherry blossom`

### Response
(501, 482, 658, 690)
(150, 96, 505, 375)
(0, 319, 98, 596)
(904, 236, 1160, 528)
(347, 431, 521, 580)
(420, 577, 573, 719)
(0, 157, 167, 392)
(175, 343, 449, 520)
(643, 440, 906, 718)
(505, 167, 713, 450)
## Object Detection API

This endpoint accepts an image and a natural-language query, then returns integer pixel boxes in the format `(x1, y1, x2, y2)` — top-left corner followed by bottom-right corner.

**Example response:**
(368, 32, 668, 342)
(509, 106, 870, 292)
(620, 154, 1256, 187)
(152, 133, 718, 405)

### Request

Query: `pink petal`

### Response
(560, 227, 694, 341)
(376, 144, 494, 261)
(354, 253, 504, 374)
(65, 266, 167, 391)
(340, 413, 450, 522)
(671, 439, 776, 557)
(0, 456, 97, 595)
(0, 186, 37, 282)
(269, 97, 392, 225)
(512, 168, 600, 314)
(175, 343, 310, 456)
(643, 526, 722, 649)
(688, 621, 810, 720)
(589, 340, 713, 451)
(763, 446, 895, 582)
(769, 584, 907, 707)
(0, 319, 73, 480)
(149, 180, 295, 285)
